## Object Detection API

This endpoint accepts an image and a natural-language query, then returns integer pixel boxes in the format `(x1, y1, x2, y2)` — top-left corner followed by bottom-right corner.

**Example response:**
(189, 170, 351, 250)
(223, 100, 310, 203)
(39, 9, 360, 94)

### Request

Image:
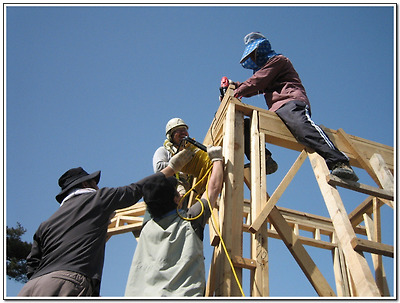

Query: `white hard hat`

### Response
(165, 118, 188, 136)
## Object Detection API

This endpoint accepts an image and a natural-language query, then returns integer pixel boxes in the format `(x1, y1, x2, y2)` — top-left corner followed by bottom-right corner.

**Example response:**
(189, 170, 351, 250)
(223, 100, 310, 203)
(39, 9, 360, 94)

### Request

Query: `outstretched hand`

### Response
(168, 148, 195, 172)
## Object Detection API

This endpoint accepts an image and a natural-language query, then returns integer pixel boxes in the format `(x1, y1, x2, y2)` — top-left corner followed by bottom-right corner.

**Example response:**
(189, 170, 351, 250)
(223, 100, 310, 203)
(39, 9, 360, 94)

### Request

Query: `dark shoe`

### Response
(244, 155, 278, 175)
(266, 154, 278, 175)
(331, 162, 359, 182)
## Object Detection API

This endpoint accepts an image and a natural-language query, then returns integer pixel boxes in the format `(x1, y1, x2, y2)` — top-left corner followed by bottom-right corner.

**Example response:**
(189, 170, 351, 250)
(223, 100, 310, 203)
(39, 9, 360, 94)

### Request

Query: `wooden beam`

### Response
(267, 229, 337, 250)
(250, 111, 269, 297)
(215, 102, 244, 297)
(232, 256, 257, 270)
(308, 152, 381, 297)
(336, 128, 382, 186)
(204, 98, 393, 172)
(350, 238, 394, 258)
(331, 237, 351, 296)
(249, 149, 308, 233)
(326, 174, 394, 201)
(269, 206, 336, 296)
(369, 153, 394, 191)
(363, 213, 389, 296)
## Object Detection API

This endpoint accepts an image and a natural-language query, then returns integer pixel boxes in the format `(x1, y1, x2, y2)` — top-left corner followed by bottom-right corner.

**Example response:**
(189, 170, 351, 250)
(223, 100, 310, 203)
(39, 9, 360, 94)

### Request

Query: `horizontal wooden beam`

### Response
(231, 256, 257, 270)
(267, 229, 337, 250)
(203, 99, 393, 172)
(326, 175, 394, 200)
(351, 237, 394, 258)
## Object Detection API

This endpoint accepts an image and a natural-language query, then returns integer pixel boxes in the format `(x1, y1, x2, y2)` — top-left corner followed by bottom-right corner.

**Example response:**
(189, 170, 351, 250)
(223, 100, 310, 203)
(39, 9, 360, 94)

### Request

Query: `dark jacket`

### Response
(26, 174, 157, 295)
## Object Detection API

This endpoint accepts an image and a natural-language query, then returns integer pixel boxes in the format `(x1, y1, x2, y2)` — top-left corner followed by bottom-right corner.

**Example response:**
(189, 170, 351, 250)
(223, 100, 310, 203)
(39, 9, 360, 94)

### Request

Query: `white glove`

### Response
(168, 148, 195, 172)
(207, 146, 223, 162)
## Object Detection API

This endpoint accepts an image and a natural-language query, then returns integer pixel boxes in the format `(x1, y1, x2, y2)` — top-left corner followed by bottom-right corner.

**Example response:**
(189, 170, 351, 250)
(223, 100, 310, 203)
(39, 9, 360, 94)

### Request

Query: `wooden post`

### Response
(331, 233, 351, 296)
(249, 111, 269, 296)
(214, 102, 244, 296)
(363, 198, 391, 296)
(369, 153, 394, 192)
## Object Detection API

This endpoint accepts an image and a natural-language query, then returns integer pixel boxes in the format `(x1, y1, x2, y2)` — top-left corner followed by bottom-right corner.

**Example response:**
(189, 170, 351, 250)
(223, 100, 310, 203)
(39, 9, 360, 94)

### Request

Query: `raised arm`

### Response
(160, 148, 195, 178)
(201, 146, 224, 208)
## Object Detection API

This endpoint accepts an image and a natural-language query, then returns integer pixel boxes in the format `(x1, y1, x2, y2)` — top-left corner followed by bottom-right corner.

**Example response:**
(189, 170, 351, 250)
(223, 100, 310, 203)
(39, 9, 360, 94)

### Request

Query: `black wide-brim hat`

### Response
(56, 167, 101, 203)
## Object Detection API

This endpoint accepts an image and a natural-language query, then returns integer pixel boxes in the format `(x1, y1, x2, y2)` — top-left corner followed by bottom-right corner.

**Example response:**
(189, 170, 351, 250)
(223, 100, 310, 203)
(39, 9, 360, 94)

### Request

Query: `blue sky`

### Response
(5, 3, 395, 298)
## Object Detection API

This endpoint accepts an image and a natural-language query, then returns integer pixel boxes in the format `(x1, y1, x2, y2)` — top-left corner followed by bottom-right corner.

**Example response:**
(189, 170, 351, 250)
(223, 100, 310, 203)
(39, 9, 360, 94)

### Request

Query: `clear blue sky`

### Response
(5, 3, 395, 298)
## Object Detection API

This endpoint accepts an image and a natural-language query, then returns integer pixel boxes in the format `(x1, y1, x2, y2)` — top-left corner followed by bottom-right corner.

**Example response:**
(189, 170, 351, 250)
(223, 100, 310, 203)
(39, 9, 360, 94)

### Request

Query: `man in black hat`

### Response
(17, 148, 195, 297)
(124, 146, 224, 297)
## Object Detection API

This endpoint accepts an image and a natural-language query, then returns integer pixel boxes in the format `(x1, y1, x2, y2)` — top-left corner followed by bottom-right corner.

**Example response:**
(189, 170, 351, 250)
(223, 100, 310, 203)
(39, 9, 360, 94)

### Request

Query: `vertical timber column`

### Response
(308, 152, 381, 297)
(217, 102, 244, 296)
(250, 111, 269, 296)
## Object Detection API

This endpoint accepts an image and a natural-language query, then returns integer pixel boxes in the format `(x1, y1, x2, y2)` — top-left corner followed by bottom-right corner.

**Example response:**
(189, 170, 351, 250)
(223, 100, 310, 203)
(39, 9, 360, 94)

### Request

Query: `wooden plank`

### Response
(277, 206, 335, 236)
(331, 240, 351, 296)
(250, 112, 269, 297)
(326, 174, 394, 200)
(203, 98, 393, 171)
(215, 102, 244, 296)
(249, 149, 308, 233)
(308, 152, 381, 296)
(348, 196, 375, 227)
(269, 206, 336, 296)
(206, 249, 217, 296)
(250, 103, 393, 171)
(232, 256, 257, 270)
(350, 238, 394, 258)
(369, 153, 394, 192)
(267, 229, 337, 250)
(363, 211, 391, 296)
(321, 126, 393, 173)
(209, 207, 220, 246)
(203, 89, 235, 147)
(107, 221, 143, 237)
(336, 128, 382, 186)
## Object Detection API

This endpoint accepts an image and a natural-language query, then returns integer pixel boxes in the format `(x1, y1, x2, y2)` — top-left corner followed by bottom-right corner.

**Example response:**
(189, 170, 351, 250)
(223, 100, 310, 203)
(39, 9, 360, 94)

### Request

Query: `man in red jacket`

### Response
(233, 32, 358, 181)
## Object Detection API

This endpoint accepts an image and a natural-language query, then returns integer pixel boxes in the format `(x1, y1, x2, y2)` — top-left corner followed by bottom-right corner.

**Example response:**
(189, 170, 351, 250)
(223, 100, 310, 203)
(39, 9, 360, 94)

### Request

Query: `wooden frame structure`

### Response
(107, 86, 394, 297)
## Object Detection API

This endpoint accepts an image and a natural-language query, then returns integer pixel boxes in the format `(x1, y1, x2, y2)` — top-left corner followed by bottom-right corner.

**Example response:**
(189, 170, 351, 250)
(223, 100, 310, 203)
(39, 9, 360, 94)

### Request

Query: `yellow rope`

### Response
(176, 164, 213, 220)
(180, 147, 213, 199)
(176, 157, 245, 296)
(205, 172, 245, 297)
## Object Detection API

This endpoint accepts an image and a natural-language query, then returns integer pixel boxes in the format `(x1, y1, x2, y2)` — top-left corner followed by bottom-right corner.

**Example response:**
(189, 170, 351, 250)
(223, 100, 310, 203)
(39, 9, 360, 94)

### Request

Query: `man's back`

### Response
(125, 210, 206, 297)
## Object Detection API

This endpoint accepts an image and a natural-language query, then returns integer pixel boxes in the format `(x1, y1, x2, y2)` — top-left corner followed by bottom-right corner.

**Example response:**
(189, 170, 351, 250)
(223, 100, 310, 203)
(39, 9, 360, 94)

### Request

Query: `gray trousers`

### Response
(17, 270, 93, 297)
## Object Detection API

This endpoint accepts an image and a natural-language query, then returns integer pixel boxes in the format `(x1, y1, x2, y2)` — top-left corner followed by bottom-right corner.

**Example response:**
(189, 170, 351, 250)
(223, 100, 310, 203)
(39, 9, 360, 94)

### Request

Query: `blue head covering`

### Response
(240, 32, 278, 72)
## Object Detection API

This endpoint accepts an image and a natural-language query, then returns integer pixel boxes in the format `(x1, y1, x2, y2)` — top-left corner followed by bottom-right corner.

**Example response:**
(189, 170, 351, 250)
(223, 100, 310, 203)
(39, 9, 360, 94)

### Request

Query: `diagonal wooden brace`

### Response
(249, 149, 308, 233)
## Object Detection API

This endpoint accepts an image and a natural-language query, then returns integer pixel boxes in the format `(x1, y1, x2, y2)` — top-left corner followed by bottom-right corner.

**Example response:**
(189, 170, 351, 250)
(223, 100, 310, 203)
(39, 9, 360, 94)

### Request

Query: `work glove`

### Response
(168, 148, 195, 172)
(207, 146, 223, 162)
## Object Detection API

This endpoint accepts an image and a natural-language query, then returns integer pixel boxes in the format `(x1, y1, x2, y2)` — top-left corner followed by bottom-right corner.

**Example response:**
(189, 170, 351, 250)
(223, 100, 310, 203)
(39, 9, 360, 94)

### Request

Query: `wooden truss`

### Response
(107, 85, 394, 297)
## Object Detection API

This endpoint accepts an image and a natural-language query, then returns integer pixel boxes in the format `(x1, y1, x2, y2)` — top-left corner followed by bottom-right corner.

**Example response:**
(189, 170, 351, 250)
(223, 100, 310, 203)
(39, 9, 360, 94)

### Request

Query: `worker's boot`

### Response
(244, 150, 278, 175)
(331, 162, 359, 182)
(266, 153, 278, 175)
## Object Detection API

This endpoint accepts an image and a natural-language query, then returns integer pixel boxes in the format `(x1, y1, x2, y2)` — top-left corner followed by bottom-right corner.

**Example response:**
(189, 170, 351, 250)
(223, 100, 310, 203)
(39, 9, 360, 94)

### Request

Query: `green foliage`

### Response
(6, 222, 32, 283)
